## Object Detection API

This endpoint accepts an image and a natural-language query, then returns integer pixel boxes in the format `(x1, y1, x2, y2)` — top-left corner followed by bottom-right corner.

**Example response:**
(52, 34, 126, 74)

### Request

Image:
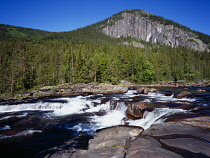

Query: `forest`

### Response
(0, 23, 210, 97)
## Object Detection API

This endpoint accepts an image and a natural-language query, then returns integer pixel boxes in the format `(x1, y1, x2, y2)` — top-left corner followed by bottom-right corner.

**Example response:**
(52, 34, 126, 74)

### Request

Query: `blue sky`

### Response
(0, 0, 210, 35)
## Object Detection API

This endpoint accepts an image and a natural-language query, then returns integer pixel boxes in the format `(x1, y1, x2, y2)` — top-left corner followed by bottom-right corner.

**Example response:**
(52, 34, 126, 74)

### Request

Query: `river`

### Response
(0, 86, 209, 158)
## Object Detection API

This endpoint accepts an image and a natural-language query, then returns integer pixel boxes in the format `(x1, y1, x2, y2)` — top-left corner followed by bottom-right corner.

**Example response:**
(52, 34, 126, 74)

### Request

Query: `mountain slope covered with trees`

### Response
(0, 9, 210, 97)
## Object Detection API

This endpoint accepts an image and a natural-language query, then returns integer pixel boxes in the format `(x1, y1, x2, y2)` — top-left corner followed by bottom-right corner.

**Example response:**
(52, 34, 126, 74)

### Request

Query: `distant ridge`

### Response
(0, 24, 52, 39)
(98, 9, 210, 51)
(1, 9, 210, 51)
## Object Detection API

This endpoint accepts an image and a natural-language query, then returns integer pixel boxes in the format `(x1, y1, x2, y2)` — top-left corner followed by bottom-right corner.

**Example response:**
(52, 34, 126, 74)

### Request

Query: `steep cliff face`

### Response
(101, 10, 208, 51)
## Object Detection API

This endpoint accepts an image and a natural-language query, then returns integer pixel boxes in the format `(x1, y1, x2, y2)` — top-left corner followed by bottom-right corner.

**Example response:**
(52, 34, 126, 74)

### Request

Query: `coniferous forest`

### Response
(0, 23, 210, 97)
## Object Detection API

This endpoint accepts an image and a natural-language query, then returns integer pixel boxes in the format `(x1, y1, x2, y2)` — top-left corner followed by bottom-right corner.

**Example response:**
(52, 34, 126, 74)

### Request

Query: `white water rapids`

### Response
(0, 90, 194, 135)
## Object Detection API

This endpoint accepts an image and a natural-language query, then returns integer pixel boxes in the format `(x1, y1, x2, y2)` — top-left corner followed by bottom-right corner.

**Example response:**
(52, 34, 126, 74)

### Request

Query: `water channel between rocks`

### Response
(0, 86, 209, 158)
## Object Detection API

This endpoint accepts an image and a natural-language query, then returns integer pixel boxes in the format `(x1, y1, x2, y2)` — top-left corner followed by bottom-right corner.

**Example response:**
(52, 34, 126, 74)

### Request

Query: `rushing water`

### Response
(0, 87, 210, 158)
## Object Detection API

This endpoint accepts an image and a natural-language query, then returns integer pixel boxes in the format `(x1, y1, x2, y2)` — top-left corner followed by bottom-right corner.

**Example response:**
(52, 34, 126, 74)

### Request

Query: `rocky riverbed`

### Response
(0, 83, 210, 158)
(47, 116, 210, 158)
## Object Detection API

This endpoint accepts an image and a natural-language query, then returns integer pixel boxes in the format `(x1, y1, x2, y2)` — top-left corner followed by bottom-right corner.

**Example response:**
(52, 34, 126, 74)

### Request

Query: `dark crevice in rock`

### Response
(150, 134, 210, 144)
(160, 141, 210, 158)
(148, 134, 210, 158)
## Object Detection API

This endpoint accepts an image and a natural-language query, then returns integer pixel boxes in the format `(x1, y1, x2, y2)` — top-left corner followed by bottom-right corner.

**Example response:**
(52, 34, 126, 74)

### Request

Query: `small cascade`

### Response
(109, 100, 127, 111)
(0, 96, 94, 115)
(145, 92, 196, 103)
(127, 108, 186, 129)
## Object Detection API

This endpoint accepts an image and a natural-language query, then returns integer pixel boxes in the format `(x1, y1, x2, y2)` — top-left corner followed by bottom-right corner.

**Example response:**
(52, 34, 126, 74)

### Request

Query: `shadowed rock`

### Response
(161, 138, 210, 157)
(126, 136, 183, 158)
(126, 102, 154, 120)
(176, 91, 192, 98)
(142, 121, 210, 157)
(137, 87, 158, 94)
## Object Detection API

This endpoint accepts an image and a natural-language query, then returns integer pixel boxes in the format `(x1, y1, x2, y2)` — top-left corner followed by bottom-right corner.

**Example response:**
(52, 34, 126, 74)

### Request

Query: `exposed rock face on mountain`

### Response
(101, 10, 209, 51)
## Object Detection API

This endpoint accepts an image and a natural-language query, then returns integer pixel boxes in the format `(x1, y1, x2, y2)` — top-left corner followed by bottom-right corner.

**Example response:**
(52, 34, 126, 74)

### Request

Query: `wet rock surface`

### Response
(1, 84, 210, 158)
(48, 126, 143, 158)
(48, 118, 210, 157)
(126, 102, 154, 120)
(137, 87, 158, 94)
(176, 91, 193, 98)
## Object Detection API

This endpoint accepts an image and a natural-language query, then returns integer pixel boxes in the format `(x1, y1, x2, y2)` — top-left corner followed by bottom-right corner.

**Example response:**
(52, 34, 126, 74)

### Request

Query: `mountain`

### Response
(1, 9, 210, 97)
(98, 9, 210, 51)
(1, 9, 210, 51)
(40, 9, 210, 51)
(0, 24, 52, 39)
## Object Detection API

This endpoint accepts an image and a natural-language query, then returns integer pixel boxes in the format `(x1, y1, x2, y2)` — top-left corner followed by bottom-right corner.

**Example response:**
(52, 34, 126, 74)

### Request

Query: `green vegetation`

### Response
(104, 145, 125, 149)
(1, 10, 210, 97)
(0, 24, 52, 39)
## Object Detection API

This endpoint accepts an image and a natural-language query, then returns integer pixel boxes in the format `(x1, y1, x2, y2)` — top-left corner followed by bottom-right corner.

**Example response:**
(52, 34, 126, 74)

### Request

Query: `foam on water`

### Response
(52, 97, 94, 116)
(67, 123, 97, 135)
(144, 92, 196, 103)
(0, 116, 13, 121)
(0, 96, 94, 116)
(93, 109, 126, 129)
(0, 125, 11, 130)
(0, 90, 193, 135)
(127, 108, 186, 129)
(0, 130, 42, 139)
(0, 113, 28, 121)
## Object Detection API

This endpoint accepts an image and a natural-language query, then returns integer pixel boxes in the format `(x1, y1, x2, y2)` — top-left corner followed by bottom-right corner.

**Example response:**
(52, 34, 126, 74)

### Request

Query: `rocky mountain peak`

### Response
(101, 9, 209, 51)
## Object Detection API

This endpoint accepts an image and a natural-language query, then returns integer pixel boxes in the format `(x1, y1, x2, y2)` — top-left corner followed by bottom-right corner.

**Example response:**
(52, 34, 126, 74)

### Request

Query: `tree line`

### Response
(1, 34, 210, 97)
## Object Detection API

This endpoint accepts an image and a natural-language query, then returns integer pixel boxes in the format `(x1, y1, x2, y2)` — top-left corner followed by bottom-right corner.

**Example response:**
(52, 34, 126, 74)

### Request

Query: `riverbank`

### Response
(0, 80, 210, 101)
(1, 81, 209, 100)
(0, 85, 210, 158)
(141, 81, 210, 88)
(46, 116, 210, 158)
(0, 83, 129, 100)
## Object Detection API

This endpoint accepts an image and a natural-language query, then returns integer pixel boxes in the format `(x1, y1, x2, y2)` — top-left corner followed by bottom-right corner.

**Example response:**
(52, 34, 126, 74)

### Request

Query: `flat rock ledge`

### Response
(17, 83, 128, 98)
(47, 116, 210, 158)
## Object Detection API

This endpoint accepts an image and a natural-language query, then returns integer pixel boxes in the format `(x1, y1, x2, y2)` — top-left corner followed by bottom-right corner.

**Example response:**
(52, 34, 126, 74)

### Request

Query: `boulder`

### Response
(142, 121, 210, 157)
(202, 82, 210, 87)
(88, 125, 143, 151)
(81, 84, 128, 94)
(161, 138, 210, 157)
(119, 80, 133, 86)
(142, 122, 210, 141)
(176, 91, 192, 98)
(119, 80, 142, 89)
(126, 136, 183, 158)
(126, 103, 154, 120)
(137, 87, 158, 94)
(136, 88, 144, 94)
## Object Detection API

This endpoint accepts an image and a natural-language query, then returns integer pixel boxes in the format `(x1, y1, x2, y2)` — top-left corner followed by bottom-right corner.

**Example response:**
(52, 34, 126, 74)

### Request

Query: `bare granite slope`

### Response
(102, 10, 208, 51)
